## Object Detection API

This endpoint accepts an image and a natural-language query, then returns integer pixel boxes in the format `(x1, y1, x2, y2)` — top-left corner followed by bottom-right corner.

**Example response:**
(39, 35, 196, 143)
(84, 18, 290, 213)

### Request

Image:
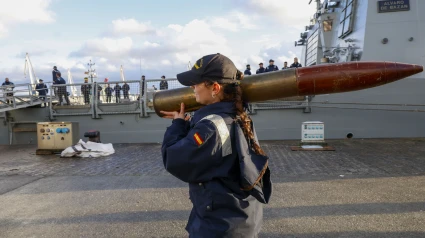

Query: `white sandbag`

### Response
(61, 139, 115, 158)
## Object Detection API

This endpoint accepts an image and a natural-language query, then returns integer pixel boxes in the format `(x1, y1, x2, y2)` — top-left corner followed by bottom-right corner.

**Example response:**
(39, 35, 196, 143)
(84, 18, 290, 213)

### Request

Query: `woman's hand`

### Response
(160, 103, 190, 120)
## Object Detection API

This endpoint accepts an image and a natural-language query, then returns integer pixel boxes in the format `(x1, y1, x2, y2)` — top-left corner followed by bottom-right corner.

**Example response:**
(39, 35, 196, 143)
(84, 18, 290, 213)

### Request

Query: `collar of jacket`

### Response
(191, 101, 235, 126)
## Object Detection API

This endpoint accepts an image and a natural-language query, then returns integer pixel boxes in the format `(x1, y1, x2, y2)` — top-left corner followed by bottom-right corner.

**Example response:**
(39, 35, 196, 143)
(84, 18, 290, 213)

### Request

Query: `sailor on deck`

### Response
(81, 78, 92, 104)
(290, 57, 302, 68)
(265, 59, 279, 72)
(114, 83, 121, 103)
(35, 79, 48, 107)
(2, 78, 14, 104)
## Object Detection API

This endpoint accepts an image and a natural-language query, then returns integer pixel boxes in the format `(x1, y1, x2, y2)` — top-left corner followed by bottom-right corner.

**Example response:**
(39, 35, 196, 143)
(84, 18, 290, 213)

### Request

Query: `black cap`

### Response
(161, 75, 165, 79)
(39, 79, 43, 81)
(246, 64, 250, 67)
(177, 53, 238, 86)
(269, 59, 274, 62)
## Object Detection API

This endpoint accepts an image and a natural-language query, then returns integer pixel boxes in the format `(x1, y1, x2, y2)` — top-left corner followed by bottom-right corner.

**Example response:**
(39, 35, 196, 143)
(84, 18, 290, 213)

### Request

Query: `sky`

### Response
(0, 0, 317, 84)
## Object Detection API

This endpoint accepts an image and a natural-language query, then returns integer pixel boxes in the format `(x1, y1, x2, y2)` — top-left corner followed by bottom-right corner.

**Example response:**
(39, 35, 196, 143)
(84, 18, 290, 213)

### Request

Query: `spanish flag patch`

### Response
(193, 132, 204, 146)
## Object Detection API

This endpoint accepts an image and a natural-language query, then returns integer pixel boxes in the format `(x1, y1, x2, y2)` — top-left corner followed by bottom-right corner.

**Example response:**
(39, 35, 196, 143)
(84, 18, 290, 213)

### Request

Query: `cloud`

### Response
(2, 1, 313, 83)
(70, 18, 233, 71)
(0, 23, 7, 37)
(209, 11, 257, 32)
(0, 0, 55, 38)
(106, 64, 118, 72)
(168, 24, 183, 32)
(234, 0, 317, 28)
(16, 49, 56, 58)
(69, 37, 133, 58)
(111, 18, 157, 35)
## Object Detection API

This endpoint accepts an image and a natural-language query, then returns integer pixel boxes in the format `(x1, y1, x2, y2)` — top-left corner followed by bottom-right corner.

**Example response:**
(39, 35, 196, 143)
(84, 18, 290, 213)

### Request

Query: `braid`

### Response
(205, 72, 266, 156)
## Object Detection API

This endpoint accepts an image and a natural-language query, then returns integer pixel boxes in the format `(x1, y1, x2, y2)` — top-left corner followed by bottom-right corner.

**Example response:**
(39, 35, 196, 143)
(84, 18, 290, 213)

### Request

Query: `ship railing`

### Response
(0, 83, 49, 112)
(94, 80, 145, 118)
(50, 82, 96, 118)
(142, 78, 186, 115)
(41, 78, 311, 118)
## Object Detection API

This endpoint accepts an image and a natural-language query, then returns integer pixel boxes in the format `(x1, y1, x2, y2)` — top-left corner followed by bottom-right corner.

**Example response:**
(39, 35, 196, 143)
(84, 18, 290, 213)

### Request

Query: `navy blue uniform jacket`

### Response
(35, 83, 48, 96)
(162, 102, 272, 237)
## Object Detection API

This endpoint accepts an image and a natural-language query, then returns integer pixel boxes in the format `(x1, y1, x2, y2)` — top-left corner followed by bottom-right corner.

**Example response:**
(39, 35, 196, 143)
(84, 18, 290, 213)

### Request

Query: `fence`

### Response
(0, 78, 309, 117)
(50, 82, 95, 118)
(94, 80, 144, 117)
(0, 82, 53, 112)
(143, 78, 184, 114)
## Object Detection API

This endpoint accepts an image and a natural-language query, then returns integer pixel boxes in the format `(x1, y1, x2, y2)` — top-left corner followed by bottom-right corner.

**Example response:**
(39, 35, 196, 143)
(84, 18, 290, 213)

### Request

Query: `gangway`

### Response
(0, 83, 46, 113)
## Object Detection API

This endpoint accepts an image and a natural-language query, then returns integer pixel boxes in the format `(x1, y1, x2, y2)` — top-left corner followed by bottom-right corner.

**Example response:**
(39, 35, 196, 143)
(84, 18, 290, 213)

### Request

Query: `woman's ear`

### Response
(213, 83, 222, 94)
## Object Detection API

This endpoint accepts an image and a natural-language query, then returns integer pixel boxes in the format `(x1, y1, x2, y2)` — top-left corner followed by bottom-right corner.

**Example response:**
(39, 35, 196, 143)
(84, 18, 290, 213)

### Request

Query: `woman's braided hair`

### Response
(205, 70, 266, 156)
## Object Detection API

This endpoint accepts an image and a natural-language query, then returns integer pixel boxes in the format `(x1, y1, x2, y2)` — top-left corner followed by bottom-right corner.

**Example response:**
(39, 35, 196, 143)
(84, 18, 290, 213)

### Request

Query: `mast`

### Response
(86, 60, 96, 83)
(120, 65, 125, 82)
(67, 69, 78, 97)
(23, 53, 37, 92)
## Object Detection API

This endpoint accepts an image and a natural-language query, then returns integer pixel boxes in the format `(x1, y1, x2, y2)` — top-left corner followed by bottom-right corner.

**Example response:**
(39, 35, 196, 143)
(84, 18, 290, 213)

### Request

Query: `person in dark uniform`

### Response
(160, 75, 168, 90)
(244, 64, 251, 75)
(52, 66, 60, 96)
(256, 62, 266, 74)
(35, 79, 48, 107)
(122, 82, 130, 99)
(105, 84, 114, 103)
(96, 83, 102, 101)
(265, 59, 279, 72)
(114, 83, 121, 103)
(282, 61, 289, 70)
(160, 53, 272, 237)
(56, 72, 70, 105)
(81, 78, 92, 104)
(2, 78, 15, 104)
(290, 57, 302, 68)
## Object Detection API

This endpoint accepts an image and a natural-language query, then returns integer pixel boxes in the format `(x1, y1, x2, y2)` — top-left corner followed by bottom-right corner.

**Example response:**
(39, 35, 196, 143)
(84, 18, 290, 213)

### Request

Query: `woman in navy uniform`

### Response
(160, 53, 272, 237)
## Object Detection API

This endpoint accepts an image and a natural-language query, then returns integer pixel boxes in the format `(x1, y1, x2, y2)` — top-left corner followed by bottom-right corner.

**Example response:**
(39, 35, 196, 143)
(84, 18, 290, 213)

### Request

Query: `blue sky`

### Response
(0, 0, 317, 84)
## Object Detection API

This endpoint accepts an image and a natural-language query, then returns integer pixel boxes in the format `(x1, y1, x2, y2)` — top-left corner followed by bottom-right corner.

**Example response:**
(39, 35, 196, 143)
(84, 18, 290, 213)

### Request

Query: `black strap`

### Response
(71, 146, 79, 152)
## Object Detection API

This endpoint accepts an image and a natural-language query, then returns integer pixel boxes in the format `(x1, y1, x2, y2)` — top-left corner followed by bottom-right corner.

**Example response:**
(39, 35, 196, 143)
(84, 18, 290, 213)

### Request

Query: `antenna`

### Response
(86, 60, 96, 83)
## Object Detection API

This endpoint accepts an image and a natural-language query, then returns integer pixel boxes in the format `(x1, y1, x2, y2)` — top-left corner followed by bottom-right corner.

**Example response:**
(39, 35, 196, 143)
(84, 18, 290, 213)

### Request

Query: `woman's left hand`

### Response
(160, 103, 190, 120)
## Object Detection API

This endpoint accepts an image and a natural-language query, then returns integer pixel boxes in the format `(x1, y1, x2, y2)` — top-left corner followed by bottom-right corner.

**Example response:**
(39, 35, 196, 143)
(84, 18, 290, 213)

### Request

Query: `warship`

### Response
(1, 1, 425, 237)
(1, 1, 424, 145)
(0, 0, 424, 145)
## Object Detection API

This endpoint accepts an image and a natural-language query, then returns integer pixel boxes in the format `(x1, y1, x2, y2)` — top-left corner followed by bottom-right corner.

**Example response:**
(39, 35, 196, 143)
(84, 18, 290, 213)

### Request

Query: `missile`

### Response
(153, 61, 423, 116)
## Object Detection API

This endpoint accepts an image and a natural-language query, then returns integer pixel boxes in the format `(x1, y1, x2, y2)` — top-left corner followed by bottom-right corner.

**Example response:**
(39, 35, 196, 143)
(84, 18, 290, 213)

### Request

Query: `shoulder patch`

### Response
(193, 132, 204, 146)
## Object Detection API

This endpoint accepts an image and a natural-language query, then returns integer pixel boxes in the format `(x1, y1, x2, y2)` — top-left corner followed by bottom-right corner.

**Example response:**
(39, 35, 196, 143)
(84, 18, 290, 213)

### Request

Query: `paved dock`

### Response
(1, 138, 425, 237)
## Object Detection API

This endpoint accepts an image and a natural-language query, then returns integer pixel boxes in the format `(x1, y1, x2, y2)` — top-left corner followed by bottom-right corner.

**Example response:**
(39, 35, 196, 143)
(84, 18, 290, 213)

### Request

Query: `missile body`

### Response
(153, 61, 423, 116)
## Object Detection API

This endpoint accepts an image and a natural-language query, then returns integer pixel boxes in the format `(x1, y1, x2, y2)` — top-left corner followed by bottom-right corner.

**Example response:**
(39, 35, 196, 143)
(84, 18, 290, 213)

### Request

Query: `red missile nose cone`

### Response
(385, 62, 423, 83)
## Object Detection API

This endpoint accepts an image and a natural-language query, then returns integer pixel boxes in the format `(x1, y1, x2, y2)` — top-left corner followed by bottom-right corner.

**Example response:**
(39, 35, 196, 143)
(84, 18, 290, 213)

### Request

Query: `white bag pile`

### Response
(61, 139, 115, 158)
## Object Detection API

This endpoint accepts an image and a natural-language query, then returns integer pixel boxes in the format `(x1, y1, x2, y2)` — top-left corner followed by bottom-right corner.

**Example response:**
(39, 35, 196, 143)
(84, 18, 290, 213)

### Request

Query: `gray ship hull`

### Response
(2, 76, 424, 145)
(1, 0, 424, 145)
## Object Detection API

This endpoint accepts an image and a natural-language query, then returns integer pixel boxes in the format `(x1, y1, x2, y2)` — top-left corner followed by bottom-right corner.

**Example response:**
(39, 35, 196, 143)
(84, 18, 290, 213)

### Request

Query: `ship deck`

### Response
(1, 138, 425, 238)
